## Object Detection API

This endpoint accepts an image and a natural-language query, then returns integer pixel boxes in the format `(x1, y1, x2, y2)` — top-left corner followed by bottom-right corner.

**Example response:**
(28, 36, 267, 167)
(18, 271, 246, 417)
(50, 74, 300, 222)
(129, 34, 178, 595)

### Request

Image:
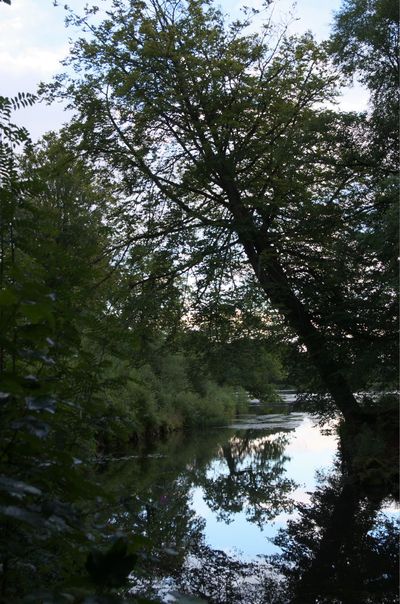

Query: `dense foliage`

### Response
(0, 96, 279, 601)
(43, 0, 398, 420)
(0, 0, 397, 601)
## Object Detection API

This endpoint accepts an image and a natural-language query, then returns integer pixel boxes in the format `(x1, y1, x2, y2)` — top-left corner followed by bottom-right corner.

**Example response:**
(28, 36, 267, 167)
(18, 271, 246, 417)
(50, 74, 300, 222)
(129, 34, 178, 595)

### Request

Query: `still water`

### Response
(97, 407, 399, 603)
(191, 412, 337, 559)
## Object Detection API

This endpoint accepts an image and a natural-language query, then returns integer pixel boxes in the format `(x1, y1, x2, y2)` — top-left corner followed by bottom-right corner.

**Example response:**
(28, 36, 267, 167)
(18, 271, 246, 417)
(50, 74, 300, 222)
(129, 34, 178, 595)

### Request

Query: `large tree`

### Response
(49, 0, 396, 420)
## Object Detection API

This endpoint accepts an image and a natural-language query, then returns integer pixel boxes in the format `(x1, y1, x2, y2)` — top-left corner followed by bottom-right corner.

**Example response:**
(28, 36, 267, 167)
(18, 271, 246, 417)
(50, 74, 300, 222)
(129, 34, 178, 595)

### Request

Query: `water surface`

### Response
(191, 412, 337, 559)
(96, 407, 398, 603)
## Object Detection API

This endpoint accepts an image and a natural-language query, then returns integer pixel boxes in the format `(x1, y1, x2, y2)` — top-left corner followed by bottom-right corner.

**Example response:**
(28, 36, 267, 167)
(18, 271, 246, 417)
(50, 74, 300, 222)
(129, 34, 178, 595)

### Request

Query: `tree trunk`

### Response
(255, 253, 360, 421)
(223, 180, 360, 421)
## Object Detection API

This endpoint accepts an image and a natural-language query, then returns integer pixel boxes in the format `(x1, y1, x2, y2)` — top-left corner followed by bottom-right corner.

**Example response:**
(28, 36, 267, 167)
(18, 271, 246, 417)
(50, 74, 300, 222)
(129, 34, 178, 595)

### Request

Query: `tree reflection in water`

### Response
(96, 418, 398, 603)
(175, 459, 398, 604)
(271, 465, 399, 604)
(177, 417, 399, 604)
(192, 430, 296, 526)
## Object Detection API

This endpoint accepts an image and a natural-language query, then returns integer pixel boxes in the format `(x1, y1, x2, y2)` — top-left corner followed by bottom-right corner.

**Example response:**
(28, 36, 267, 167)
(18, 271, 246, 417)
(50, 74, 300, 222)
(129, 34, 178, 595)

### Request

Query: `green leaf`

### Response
(23, 374, 41, 388)
(22, 592, 76, 604)
(0, 504, 44, 527)
(85, 537, 138, 588)
(0, 288, 18, 306)
(0, 373, 23, 394)
(20, 302, 54, 326)
(170, 595, 208, 603)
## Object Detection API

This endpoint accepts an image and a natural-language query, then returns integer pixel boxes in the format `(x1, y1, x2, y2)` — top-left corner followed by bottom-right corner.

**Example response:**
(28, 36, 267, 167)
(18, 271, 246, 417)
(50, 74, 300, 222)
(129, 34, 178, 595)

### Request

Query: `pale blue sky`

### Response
(0, 0, 368, 140)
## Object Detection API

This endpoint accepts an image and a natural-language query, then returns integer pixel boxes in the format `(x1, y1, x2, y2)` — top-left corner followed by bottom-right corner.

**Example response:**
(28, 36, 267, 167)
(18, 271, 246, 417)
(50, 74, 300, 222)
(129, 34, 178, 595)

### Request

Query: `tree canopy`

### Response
(46, 0, 398, 420)
(0, 0, 398, 600)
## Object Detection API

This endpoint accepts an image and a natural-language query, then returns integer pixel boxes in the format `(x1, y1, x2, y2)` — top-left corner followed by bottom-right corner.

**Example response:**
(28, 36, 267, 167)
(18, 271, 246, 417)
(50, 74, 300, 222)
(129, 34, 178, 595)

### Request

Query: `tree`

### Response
(0, 103, 91, 599)
(329, 0, 399, 391)
(0, 117, 145, 600)
(331, 0, 399, 154)
(48, 0, 396, 421)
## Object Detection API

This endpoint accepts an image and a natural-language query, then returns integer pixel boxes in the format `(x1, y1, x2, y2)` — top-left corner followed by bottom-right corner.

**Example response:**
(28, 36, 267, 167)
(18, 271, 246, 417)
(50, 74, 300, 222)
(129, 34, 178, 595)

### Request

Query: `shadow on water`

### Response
(96, 411, 399, 603)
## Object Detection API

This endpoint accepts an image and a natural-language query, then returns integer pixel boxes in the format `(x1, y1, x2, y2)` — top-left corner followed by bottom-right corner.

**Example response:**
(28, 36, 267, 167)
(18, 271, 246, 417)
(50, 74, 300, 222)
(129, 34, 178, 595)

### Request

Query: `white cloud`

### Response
(0, 0, 81, 138)
(1, 46, 68, 78)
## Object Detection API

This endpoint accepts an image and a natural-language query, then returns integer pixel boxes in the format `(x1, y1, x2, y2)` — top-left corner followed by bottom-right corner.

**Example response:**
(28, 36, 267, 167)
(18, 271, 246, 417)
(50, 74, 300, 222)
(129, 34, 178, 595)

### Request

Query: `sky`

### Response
(0, 0, 368, 141)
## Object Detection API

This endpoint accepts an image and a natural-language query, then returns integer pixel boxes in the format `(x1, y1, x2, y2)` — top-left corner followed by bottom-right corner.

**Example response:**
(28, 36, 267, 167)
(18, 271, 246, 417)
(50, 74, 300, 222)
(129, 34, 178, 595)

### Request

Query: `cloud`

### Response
(1, 47, 68, 79)
(0, 0, 80, 138)
(0, 0, 83, 78)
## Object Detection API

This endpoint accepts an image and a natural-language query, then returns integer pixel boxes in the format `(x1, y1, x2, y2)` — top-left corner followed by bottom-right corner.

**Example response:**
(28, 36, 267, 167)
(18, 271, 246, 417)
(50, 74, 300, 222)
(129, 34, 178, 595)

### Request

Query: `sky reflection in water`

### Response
(190, 414, 338, 558)
(100, 408, 399, 602)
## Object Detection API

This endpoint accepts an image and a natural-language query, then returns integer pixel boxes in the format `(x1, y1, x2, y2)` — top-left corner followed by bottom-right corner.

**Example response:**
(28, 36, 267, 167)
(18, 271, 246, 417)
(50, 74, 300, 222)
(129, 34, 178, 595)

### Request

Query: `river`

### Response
(95, 403, 399, 603)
